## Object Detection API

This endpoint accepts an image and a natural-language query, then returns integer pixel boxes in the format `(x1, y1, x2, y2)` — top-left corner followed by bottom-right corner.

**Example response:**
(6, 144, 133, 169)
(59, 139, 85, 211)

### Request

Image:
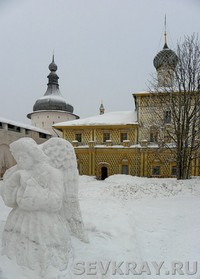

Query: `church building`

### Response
(54, 36, 200, 179)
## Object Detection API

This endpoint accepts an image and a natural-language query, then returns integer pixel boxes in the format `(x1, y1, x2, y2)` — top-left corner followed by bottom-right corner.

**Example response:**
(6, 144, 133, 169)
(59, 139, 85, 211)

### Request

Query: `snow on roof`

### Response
(54, 111, 138, 127)
(133, 87, 177, 95)
(38, 95, 66, 101)
(0, 117, 51, 135)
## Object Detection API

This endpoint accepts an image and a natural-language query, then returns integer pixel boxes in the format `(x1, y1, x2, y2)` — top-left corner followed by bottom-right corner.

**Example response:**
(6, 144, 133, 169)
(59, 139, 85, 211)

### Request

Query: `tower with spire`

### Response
(27, 56, 79, 136)
(99, 102, 105, 115)
(153, 17, 178, 87)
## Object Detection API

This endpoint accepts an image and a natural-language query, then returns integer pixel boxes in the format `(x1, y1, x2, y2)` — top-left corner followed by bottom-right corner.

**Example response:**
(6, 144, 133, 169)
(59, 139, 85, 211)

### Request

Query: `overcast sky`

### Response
(0, 0, 199, 124)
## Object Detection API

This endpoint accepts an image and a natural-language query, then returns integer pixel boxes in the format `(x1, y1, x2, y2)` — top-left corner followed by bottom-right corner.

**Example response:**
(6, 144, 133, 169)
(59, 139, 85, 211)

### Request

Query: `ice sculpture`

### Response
(0, 137, 87, 275)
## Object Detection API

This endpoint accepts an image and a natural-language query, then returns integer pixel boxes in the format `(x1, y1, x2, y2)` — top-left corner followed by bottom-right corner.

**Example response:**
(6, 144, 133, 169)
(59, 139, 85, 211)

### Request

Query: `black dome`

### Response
(31, 56, 74, 114)
(153, 44, 178, 70)
(33, 96, 74, 113)
(49, 61, 58, 72)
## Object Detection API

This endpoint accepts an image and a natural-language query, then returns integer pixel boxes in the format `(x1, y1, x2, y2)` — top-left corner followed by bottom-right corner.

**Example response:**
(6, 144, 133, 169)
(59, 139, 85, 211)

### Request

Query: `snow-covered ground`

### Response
(0, 175, 199, 279)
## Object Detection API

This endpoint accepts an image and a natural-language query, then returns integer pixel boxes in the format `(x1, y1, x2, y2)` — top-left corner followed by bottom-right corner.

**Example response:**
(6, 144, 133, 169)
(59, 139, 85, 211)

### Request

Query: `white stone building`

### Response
(0, 117, 51, 178)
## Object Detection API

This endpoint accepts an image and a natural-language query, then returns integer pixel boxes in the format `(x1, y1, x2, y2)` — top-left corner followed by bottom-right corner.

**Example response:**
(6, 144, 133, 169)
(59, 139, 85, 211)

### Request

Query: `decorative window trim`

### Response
(152, 165, 161, 176)
(121, 164, 129, 175)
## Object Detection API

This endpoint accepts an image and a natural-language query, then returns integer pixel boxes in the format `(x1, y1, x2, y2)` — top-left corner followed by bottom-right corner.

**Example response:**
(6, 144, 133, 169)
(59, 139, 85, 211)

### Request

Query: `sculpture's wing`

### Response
(41, 138, 88, 242)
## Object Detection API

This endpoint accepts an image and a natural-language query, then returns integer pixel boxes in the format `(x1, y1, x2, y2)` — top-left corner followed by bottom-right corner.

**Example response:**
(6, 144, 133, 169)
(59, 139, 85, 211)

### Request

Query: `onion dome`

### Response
(153, 36, 178, 70)
(32, 56, 74, 113)
(48, 55, 58, 72)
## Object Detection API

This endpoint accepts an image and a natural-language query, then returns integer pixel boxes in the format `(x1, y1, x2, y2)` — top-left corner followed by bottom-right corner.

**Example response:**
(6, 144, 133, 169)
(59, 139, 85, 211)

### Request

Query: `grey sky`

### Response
(0, 0, 199, 124)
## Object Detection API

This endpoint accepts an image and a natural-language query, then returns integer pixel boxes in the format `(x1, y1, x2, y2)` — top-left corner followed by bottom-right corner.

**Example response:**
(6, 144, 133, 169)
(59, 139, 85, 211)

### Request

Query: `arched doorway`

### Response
(101, 166, 108, 180)
(97, 162, 110, 180)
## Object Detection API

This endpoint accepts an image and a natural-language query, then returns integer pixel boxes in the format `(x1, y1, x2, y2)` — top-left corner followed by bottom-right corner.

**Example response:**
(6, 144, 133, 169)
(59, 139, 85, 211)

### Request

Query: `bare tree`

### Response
(149, 34, 200, 179)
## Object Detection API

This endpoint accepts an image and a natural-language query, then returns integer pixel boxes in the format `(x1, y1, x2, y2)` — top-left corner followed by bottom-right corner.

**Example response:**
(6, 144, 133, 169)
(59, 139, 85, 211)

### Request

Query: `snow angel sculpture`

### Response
(41, 137, 88, 243)
(0, 138, 72, 274)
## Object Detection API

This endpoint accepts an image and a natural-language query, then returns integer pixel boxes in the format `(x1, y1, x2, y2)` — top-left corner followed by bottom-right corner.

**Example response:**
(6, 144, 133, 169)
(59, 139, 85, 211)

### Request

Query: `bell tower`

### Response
(153, 17, 178, 87)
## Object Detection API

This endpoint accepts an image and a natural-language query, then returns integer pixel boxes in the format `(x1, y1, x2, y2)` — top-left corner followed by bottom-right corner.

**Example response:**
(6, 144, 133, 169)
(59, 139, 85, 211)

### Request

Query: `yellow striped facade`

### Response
(56, 92, 200, 179)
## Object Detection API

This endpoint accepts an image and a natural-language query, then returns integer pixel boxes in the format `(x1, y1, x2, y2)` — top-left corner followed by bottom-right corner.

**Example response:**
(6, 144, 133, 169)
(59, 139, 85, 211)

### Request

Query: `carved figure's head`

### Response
(10, 138, 46, 170)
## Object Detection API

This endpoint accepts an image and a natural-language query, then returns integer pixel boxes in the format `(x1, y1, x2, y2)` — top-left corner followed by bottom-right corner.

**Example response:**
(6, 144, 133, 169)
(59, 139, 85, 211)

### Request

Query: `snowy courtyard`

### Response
(0, 175, 200, 279)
